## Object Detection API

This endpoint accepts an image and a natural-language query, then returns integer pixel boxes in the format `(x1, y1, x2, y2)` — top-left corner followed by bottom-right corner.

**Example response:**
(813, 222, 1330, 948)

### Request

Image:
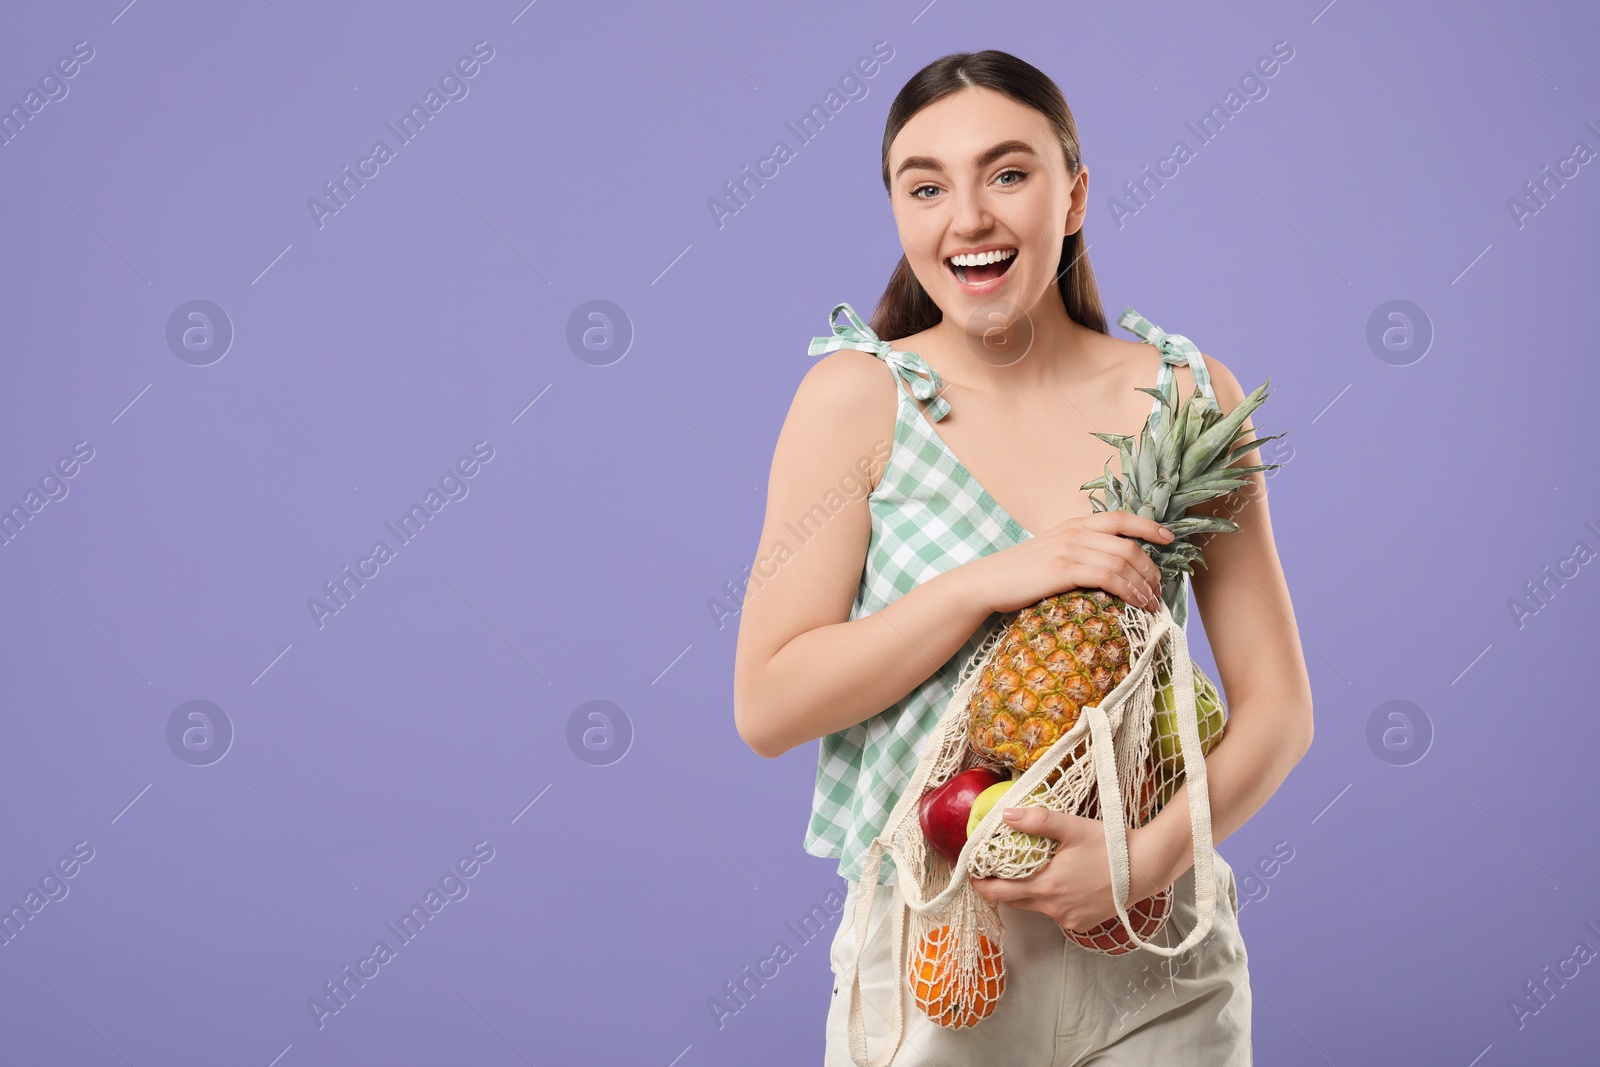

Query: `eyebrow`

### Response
(893, 139, 1040, 181)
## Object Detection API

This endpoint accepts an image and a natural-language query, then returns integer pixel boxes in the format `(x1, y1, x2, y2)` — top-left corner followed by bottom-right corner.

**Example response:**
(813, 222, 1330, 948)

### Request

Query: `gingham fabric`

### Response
(1116, 306, 1217, 434)
(803, 302, 1215, 886)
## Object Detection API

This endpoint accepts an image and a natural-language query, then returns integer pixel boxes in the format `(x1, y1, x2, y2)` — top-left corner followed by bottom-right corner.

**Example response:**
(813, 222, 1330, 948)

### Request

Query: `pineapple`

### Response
(967, 374, 1284, 775)
(968, 590, 1132, 770)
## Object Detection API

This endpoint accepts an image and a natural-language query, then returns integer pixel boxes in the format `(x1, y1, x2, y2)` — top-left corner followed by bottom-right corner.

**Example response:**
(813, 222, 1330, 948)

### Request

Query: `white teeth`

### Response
(948, 248, 1017, 267)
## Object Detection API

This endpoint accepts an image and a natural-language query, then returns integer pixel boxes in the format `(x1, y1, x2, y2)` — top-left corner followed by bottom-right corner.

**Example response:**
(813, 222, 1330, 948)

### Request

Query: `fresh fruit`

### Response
(1150, 662, 1226, 762)
(967, 372, 1283, 775)
(919, 765, 1008, 865)
(966, 781, 1016, 837)
(967, 590, 1132, 773)
(908, 925, 1005, 1028)
(1150, 661, 1227, 809)
(1054, 775, 1175, 955)
(1062, 888, 1172, 955)
(966, 780, 1053, 854)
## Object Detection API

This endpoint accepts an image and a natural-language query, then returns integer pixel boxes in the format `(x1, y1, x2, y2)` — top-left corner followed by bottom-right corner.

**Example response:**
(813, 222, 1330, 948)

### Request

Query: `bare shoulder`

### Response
(793, 346, 898, 414)
(1196, 350, 1249, 413)
(771, 347, 900, 491)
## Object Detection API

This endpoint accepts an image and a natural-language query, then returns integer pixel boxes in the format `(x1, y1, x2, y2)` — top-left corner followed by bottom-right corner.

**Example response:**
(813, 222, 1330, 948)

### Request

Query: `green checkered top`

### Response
(802, 302, 1217, 886)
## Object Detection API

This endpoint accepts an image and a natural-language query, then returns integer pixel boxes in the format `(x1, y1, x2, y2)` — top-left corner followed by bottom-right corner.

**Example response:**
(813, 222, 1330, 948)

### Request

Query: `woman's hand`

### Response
(959, 512, 1174, 616)
(969, 806, 1179, 931)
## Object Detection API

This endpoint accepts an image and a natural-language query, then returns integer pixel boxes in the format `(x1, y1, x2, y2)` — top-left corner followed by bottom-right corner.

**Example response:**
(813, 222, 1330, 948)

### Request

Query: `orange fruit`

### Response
(908, 924, 1006, 1028)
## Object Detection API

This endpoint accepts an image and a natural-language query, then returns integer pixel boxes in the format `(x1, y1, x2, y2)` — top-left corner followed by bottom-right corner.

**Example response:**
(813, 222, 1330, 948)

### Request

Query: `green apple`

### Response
(1150, 664, 1226, 764)
(1151, 665, 1227, 807)
(966, 780, 1053, 853)
(966, 781, 1015, 837)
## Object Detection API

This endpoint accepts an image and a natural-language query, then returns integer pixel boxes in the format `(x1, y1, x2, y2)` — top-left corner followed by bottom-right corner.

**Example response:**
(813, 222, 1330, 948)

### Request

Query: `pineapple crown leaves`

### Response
(1080, 375, 1288, 579)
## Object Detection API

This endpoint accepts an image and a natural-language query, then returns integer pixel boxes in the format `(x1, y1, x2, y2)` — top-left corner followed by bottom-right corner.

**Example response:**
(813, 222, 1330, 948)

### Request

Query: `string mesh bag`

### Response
(1055, 649, 1230, 952)
(844, 596, 1223, 1067)
(842, 350, 1283, 1065)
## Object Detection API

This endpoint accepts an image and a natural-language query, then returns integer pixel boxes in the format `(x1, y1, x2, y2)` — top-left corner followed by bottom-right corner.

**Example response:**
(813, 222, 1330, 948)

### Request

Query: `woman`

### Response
(733, 49, 1313, 1065)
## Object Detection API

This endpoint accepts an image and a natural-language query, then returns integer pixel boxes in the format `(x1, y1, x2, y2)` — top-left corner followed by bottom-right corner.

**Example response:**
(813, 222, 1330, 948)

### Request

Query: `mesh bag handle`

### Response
(1081, 608, 1216, 955)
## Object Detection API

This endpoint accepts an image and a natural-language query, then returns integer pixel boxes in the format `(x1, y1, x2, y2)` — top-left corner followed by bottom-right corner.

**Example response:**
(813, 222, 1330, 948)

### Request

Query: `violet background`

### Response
(2, 1, 1597, 1064)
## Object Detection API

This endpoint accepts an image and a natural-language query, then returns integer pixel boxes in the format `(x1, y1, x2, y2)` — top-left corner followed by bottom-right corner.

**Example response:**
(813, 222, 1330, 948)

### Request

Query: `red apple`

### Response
(919, 765, 1008, 865)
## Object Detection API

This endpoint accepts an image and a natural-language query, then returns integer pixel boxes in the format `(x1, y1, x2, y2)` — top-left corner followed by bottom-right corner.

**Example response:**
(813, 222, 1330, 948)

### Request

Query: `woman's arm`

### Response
(731, 351, 999, 759)
(1134, 353, 1316, 891)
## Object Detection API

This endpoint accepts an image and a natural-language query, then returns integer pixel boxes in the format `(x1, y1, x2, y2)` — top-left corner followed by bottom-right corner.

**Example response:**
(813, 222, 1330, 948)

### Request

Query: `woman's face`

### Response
(886, 86, 1087, 336)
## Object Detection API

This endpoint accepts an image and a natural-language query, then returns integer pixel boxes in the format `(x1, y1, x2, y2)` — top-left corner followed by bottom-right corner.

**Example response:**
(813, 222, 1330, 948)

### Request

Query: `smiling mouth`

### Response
(947, 249, 1018, 287)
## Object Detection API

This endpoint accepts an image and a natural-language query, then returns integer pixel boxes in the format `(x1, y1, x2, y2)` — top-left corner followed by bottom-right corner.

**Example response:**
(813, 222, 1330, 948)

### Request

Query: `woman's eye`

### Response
(909, 169, 1023, 200)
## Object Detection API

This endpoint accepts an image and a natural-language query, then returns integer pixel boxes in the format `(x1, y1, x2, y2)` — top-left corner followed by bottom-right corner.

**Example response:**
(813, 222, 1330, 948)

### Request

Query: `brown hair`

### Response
(870, 50, 1108, 342)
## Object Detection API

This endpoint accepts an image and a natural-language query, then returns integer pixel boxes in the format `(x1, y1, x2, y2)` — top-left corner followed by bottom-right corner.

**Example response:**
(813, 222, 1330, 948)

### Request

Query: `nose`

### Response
(948, 183, 995, 242)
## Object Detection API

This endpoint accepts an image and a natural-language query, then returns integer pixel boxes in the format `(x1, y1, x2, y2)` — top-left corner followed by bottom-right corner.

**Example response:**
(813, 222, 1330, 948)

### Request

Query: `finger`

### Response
(1085, 521, 1163, 577)
(1087, 511, 1174, 547)
(1060, 545, 1145, 600)
(970, 875, 1035, 905)
(1000, 804, 1084, 843)
(1065, 547, 1161, 609)
(996, 893, 1045, 915)
(1093, 533, 1164, 598)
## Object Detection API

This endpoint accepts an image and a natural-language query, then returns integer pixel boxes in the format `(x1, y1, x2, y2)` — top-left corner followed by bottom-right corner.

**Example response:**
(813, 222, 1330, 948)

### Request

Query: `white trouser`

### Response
(825, 850, 1251, 1066)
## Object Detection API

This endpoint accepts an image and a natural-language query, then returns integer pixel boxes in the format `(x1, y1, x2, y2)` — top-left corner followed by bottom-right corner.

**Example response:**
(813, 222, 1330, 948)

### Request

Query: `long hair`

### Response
(870, 50, 1108, 342)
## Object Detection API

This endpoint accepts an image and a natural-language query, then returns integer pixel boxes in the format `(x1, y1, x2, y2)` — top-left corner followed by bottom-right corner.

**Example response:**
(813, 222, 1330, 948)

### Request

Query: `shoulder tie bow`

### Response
(808, 302, 951, 422)
(1117, 307, 1216, 418)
